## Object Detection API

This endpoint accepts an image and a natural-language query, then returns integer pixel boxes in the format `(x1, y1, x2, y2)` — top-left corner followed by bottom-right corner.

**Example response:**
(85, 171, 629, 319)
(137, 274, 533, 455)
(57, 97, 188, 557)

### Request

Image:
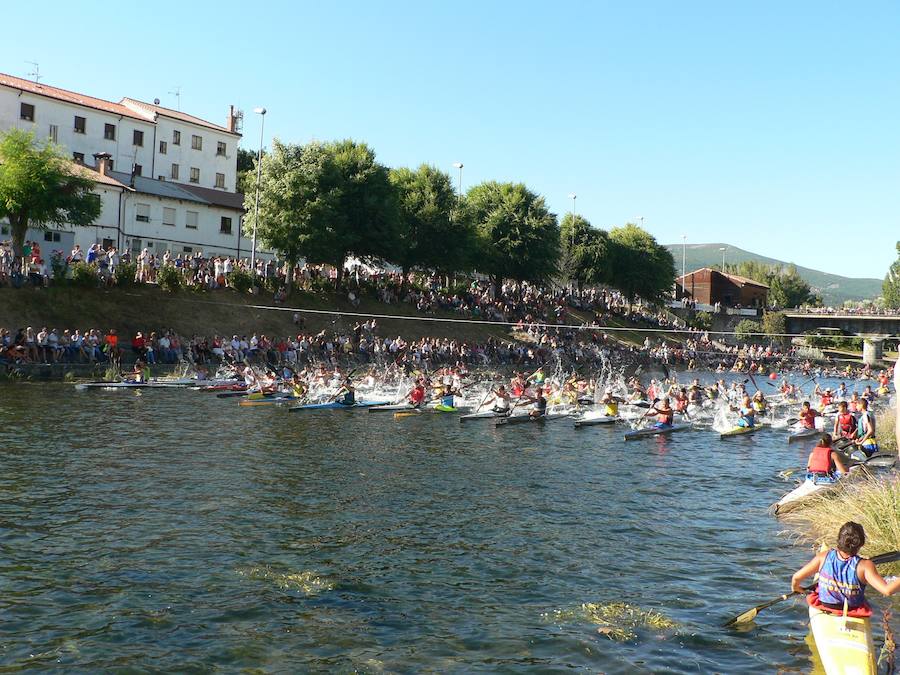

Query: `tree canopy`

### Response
(605, 223, 676, 306)
(465, 181, 560, 291)
(883, 242, 900, 309)
(0, 129, 100, 264)
(724, 260, 817, 308)
(559, 213, 609, 288)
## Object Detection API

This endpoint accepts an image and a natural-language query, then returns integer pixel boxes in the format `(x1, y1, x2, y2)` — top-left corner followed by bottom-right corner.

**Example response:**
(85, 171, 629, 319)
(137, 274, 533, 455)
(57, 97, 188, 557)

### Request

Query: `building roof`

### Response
(107, 170, 209, 204)
(178, 183, 246, 211)
(121, 98, 240, 136)
(0, 72, 146, 121)
(72, 162, 132, 190)
(677, 267, 769, 289)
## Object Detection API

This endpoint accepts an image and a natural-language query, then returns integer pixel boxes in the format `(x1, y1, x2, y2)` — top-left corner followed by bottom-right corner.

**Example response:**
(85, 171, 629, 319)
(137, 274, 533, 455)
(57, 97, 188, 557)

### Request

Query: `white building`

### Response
(0, 71, 262, 258)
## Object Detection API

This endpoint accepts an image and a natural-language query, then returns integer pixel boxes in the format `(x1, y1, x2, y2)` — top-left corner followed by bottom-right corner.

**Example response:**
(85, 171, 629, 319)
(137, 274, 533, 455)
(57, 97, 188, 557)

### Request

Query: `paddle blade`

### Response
(723, 607, 759, 628)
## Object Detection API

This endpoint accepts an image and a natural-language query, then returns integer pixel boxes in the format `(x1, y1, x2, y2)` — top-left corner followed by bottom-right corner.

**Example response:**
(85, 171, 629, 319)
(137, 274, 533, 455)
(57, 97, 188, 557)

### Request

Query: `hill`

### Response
(664, 243, 882, 305)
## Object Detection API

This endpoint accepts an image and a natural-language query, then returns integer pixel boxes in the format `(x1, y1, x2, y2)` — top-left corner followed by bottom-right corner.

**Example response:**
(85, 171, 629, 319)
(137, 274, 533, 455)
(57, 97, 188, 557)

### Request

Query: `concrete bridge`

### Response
(783, 312, 899, 365)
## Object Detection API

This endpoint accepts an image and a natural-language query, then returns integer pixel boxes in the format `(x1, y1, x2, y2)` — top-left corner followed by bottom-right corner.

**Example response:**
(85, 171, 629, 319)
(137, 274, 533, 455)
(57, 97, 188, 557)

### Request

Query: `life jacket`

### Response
(752, 400, 766, 412)
(816, 548, 866, 609)
(410, 387, 425, 404)
(837, 412, 855, 437)
(808, 444, 834, 474)
(856, 412, 875, 440)
(819, 395, 832, 408)
(604, 401, 618, 416)
(799, 410, 816, 429)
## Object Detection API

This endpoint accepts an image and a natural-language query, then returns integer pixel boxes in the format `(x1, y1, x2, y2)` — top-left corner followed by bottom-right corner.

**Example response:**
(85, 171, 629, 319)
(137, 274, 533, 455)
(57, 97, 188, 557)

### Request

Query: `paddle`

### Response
(723, 550, 900, 627)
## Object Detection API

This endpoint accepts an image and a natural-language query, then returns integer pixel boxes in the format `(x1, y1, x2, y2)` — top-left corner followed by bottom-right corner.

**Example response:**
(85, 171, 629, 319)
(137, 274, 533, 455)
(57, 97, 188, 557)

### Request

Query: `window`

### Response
(163, 207, 176, 227)
(102, 238, 114, 249)
(73, 152, 85, 163)
(136, 203, 150, 222)
(215, 173, 225, 188)
(133, 129, 144, 146)
(185, 211, 198, 229)
(20, 102, 35, 121)
(104, 123, 116, 140)
(74, 116, 86, 134)
(44, 232, 61, 242)
(159, 140, 167, 154)
(216, 141, 226, 156)
(48, 125, 58, 143)
(191, 134, 202, 150)
(220, 216, 233, 234)
(133, 164, 143, 177)
(158, 175, 165, 181)
(108, 160, 114, 171)
(170, 163, 179, 180)
(172, 130, 181, 145)
(190, 167, 200, 183)
(1, 226, 9, 236)
(182, 246, 193, 253)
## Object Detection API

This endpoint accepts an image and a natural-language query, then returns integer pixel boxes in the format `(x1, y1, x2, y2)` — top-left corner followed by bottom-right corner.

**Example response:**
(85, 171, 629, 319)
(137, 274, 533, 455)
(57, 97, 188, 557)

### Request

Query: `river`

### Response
(0, 377, 896, 672)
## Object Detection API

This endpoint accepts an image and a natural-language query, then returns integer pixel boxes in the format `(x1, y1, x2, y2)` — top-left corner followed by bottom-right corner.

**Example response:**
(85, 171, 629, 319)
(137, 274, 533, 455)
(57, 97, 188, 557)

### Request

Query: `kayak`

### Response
(394, 405, 461, 418)
(459, 410, 510, 422)
(574, 415, 618, 428)
(75, 381, 151, 390)
(623, 423, 691, 441)
(288, 400, 389, 412)
(720, 424, 768, 439)
(368, 403, 416, 412)
(239, 395, 301, 406)
(808, 605, 875, 675)
(496, 411, 571, 426)
(788, 427, 820, 444)
(773, 473, 841, 515)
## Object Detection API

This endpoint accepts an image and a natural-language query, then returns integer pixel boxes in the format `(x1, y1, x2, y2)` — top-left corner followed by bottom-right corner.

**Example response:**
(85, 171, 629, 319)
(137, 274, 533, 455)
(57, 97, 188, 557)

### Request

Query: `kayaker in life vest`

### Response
(486, 385, 512, 414)
(806, 433, 848, 478)
(791, 521, 900, 611)
(524, 387, 547, 419)
(832, 401, 857, 441)
(408, 381, 426, 408)
(646, 398, 674, 429)
(752, 391, 767, 414)
(852, 398, 877, 457)
(600, 389, 623, 417)
(847, 391, 861, 412)
(335, 378, 356, 406)
(818, 387, 833, 411)
(798, 401, 819, 430)
(731, 394, 755, 428)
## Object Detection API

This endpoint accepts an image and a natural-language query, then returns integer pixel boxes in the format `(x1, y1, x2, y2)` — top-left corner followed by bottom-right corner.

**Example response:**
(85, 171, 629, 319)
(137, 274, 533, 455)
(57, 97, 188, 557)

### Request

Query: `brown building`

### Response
(677, 268, 769, 308)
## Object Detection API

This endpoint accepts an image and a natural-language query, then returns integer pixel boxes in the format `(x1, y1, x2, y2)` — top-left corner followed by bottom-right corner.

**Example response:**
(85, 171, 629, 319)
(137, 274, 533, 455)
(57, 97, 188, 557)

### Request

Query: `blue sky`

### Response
(3, 1, 898, 279)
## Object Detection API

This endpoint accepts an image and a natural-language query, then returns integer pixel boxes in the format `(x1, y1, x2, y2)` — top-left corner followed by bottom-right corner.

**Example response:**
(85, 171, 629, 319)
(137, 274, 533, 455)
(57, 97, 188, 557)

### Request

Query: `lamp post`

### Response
(680, 235, 687, 299)
(568, 193, 577, 241)
(452, 162, 463, 200)
(719, 246, 726, 271)
(251, 106, 266, 276)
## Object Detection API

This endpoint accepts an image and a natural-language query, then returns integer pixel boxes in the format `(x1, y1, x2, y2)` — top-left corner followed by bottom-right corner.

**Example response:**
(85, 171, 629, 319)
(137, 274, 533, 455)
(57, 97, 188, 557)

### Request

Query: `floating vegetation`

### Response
(236, 566, 335, 596)
(543, 602, 679, 641)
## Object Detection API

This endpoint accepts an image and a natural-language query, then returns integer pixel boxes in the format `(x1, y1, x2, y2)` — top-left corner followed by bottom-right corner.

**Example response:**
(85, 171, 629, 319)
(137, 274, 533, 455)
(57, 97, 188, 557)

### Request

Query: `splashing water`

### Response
(237, 566, 335, 595)
(542, 602, 680, 641)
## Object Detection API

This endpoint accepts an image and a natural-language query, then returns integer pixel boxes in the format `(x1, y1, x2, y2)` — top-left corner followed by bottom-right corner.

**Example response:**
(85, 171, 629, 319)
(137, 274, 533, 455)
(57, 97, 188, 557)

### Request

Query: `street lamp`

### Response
(681, 235, 687, 297)
(452, 162, 463, 199)
(637, 215, 645, 229)
(719, 246, 726, 271)
(251, 106, 266, 276)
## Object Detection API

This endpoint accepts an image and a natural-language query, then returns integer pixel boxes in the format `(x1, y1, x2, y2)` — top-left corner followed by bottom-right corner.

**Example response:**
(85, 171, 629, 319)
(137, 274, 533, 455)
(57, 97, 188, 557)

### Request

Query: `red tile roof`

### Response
(0, 72, 148, 121)
(121, 98, 240, 136)
(70, 161, 132, 190)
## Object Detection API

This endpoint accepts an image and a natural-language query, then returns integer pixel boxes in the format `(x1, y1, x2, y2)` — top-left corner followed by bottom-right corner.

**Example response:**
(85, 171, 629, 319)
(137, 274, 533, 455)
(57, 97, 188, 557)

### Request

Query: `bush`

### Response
(70, 261, 98, 288)
(227, 268, 254, 293)
(115, 261, 137, 288)
(50, 252, 68, 283)
(156, 265, 182, 293)
(691, 311, 713, 331)
(734, 319, 762, 342)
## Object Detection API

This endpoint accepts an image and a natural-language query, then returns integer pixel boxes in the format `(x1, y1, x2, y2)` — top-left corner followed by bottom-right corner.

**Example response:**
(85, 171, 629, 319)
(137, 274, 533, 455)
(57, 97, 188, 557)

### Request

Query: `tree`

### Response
(605, 223, 676, 308)
(236, 147, 262, 194)
(244, 138, 400, 288)
(559, 214, 610, 289)
(389, 164, 475, 281)
(883, 242, 900, 309)
(0, 129, 100, 269)
(766, 265, 815, 308)
(465, 181, 559, 294)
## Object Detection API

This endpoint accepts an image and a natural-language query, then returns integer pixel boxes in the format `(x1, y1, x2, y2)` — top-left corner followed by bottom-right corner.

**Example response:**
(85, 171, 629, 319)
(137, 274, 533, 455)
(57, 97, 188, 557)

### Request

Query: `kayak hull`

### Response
(773, 475, 839, 515)
(459, 410, 510, 422)
(288, 400, 390, 411)
(720, 424, 767, 439)
(808, 605, 875, 675)
(788, 427, 820, 444)
(574, 415, 618, 428)
(623, 424, 691, 441)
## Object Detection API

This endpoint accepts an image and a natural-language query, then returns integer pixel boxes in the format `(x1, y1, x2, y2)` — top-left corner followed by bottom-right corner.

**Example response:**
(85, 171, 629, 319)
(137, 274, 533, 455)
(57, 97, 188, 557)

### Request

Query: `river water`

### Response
(0, 378, 896, 672)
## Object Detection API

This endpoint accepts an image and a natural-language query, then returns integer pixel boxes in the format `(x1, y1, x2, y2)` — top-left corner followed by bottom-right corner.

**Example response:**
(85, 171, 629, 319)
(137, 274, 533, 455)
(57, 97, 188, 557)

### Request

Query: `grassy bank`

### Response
(0, 286, 510, 343)
(780, 408, 899, 573)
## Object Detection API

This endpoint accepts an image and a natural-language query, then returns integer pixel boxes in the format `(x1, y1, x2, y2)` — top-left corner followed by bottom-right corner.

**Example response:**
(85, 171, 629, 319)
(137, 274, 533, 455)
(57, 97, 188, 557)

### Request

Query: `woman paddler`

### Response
(806, 433, 848, 479)
(791, 522, 900, 614)
(832, 401, 856, 441)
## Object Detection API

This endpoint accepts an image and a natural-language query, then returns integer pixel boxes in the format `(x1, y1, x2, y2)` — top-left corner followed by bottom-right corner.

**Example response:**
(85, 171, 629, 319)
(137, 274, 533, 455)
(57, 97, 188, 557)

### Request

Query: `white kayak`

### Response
(773, 473, 841, 515)
(459, 409, 510, 422)
(368, 403, 417, 412)
(787, 426, 820, 444)
(574, 415, 618, 428)
(495, 411, 571, 426)
(623, 423, 691, 441)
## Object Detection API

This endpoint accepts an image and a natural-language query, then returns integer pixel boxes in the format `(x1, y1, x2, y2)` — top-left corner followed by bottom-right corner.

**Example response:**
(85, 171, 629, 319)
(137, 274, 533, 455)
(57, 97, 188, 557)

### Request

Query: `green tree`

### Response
(465, 181, 560, 293)
(244, 139, 400, 289)
(767, 265, 815, 308)
(559, 214, 610, 289)
(883, 242, 900, 309)
(0, 129, 100, 268)
(734, 319, 763, 342)
(605, 223, 676, 308)
(389, 164, 474, 280)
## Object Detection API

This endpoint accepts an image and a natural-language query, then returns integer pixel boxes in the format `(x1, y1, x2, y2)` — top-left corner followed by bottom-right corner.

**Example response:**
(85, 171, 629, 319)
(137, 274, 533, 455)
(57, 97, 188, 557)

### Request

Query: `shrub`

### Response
(115, 261, 138, 288)
(50, 251, 68, 283)
(70, 261, 98, 288)
(227, 268, 254, 293)
(156, 265, 182, 293)
(734, 319, 762, 342)
(691, 311, 712, 331)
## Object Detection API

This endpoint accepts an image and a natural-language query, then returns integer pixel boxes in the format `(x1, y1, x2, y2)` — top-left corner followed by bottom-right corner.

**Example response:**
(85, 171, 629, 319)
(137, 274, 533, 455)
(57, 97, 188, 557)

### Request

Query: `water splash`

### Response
(542, 602, 679, 641)
(236, 566, 335, 595)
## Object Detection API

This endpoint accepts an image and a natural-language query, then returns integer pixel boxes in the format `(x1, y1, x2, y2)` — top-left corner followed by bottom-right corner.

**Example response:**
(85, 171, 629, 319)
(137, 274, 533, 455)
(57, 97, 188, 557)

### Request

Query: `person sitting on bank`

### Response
(791, 521, 900, 615)
(806, 433, 848, 479)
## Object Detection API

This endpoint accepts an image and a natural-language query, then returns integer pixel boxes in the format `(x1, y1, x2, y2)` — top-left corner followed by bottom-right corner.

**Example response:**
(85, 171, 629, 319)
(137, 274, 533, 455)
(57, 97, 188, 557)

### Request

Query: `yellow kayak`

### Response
(808, 605, 875, 675)
(719, 424, 767, 439)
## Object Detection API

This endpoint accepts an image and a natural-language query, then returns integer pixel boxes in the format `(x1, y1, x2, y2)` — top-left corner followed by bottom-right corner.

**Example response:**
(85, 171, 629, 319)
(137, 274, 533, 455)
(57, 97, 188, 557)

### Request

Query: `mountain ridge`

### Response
(663, 243, 881, 305)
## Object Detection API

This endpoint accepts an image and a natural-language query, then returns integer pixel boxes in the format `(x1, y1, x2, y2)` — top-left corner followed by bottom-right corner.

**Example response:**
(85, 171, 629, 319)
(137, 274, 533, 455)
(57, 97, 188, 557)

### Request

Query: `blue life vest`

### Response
(441, 394, 454, 408)
(818, 548, 865, 609)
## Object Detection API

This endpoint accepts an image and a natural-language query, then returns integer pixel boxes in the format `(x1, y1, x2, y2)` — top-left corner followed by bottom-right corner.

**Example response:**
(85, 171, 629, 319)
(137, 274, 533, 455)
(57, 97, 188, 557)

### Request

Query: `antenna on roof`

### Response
(26, 61, 41, 83)
(168, 86, 181, 111)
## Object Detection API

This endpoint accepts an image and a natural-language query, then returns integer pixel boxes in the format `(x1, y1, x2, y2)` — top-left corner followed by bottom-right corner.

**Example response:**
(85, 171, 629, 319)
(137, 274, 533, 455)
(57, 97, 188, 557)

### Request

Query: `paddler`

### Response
(731, 394, 756, 428)
(687, 381, 703, 405)
(851, 398, 877, 458)
(435, 383, 462, 410)
(523, 387, 548, 419)
(485, 385, 512, 414)
(805, 433, 849, 479)
(751, 390, 767, 414)
(645, 397, 674, 429)
(407, 379, 427, 408)
(832, 401, 857, 441)
(334, 377, 356, 406)
(791, 521, 900, 611)
(797, 401, 819, 430)
(129, 357, 149, 383)
(599, 389, 624, 417)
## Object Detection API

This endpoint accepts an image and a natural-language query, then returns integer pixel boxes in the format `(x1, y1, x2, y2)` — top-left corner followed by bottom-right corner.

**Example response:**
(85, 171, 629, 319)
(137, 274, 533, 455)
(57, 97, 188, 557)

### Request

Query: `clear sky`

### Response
(3, 1, 897, 279)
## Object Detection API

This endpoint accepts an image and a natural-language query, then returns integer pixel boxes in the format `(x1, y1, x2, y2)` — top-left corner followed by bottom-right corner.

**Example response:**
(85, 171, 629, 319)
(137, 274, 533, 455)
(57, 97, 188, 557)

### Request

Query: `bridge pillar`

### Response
(862, 337, 884, 366)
